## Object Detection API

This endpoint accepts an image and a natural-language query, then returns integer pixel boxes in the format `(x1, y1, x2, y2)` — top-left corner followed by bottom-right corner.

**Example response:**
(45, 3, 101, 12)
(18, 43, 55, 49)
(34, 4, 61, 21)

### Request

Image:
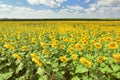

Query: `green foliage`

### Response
(0, 21, 120, 80)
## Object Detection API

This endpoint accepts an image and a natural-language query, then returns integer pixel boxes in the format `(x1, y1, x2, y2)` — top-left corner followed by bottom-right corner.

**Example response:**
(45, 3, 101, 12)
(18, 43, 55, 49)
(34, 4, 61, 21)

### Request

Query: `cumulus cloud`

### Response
(0, 4, 86, 18)
(0, 4, 12, 11)
(84, 0, 120, 16)
(96, 0, 120, 7)
(88, 0, 120, 13)
(27, 0, 67, 8)
(85, 0, 90, 3)
(0, 0, 120, 19)
(78, 0, 90, 3)
(66, 5, 83, 11)
(0, 3, 56, 18)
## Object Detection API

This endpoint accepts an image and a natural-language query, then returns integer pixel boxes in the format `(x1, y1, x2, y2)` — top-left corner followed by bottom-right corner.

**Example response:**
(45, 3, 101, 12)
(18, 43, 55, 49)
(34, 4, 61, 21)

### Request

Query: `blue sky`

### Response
(0, 0, 120, 18)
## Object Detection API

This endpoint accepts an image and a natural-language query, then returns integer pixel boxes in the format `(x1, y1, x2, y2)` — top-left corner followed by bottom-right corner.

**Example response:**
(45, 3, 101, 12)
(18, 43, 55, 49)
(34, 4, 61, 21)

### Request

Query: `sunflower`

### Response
(32, 58, 42, 67)
(115, 37, 120, 44)
(90, 40, 96, 45)
(77, 37, 81, 42)
(31, 38, 36, 44)
(94, 43, 102, 49)
(81, 38, 86, 42)
(40, 42, 46, 48)
(0, 38, 3, 42)
(4, 44, 15, 50)
(68, 47, 74, 53)
(99, 37, 105, 43)
(13, 53, 22, 60)
(30, 53, 38, 58)
(42, 49, 50, 55)
(71, 54, 78, 60)
(75, 43, 83, 51)
(97, 56, 106, 63)
(51, 43, 57, 49)
(80, 57, 92, 68)
(22, 46, 29, 51)
(59, 37, 64, 41)
(113, 53, 120, 62)
(82, 40, 88, 45)
(17, 35, 21, 40)
(106, 37, 112, 42)
(71, 33, 76, 37)
(64, 38, 69, 42)
(60, 44, 65, 50)
(69, 38, 75, 42)
(69, 44, 74, 48)
(59, 56, 68, 62)
(87, 45, 92, 51)
(53, 40, 59, 45)
(4, 44, 9, 49)
(108, 42, 118, 49)
(85, 35, 90, 39)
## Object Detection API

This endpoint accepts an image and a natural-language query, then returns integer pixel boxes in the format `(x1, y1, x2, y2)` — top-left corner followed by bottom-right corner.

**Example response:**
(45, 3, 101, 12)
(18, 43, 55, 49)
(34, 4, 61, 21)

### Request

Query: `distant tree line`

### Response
(0, 18, 120, 21)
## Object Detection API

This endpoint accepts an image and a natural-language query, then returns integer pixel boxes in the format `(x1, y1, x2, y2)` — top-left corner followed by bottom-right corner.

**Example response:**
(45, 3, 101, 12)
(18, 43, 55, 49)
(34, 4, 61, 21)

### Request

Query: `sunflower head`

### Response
(108, 42, 118, 49)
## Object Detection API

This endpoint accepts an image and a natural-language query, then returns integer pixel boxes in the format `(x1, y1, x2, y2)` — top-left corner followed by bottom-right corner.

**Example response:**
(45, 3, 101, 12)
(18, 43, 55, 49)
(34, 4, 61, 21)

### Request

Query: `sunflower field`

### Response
(0, 21, 120, 80)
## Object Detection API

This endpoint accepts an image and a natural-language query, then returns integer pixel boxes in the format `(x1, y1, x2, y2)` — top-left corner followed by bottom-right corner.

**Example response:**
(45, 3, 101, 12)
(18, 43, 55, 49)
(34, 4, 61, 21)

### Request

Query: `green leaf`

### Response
(52, 62, 58, 67)
(71, 76, 80, 80)
(0, 57, 6, 61)
(15, 59, 21, 65)
(100, 76, 109, 80)
(90, 71, 99, 80)
(53, 68, 59, 72)
(16, 63, 23, 74)
(82, 75, 89, 80)
(106, 66, 113, 73)
(0, 62, 11, 70)
(45, 66, 52, 73)
(6, 62, 11, 66)
(16, 76, 26, 80)
(46, 61, 52, 65)
(112, 72, 120, 79)
(54, 72, 63, 80)
(103, 48, 107, 52)
(111, 65, 120, 72)
(38, 75, 48, 80)
(75, 65, 88, 73)
(0, 71, 13, 80)
(99, 66, 113, 73)
(36, 67, 44, 76)
(99, 67, 106, 73)
(100, 63, 106, 67)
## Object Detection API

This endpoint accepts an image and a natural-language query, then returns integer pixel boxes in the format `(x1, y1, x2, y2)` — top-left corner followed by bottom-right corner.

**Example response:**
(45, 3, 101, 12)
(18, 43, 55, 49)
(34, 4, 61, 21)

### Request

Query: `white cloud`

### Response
(66, 5, 83, 11)
(0, 4, 12, 11)
(56, 0, 67, 3)
(97, 0, 120, 6)
(27, 0, 67, 8)
(0, 3, 56, 18)
(91, 0, 120, 7)
(0, 4, 82, 18)
(63, 0, 120, 18)
(0, 0, 120, 19)
(78, 0, 90, 3)
(85, 0, 120, 14)
(85, 0, 90, 3)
